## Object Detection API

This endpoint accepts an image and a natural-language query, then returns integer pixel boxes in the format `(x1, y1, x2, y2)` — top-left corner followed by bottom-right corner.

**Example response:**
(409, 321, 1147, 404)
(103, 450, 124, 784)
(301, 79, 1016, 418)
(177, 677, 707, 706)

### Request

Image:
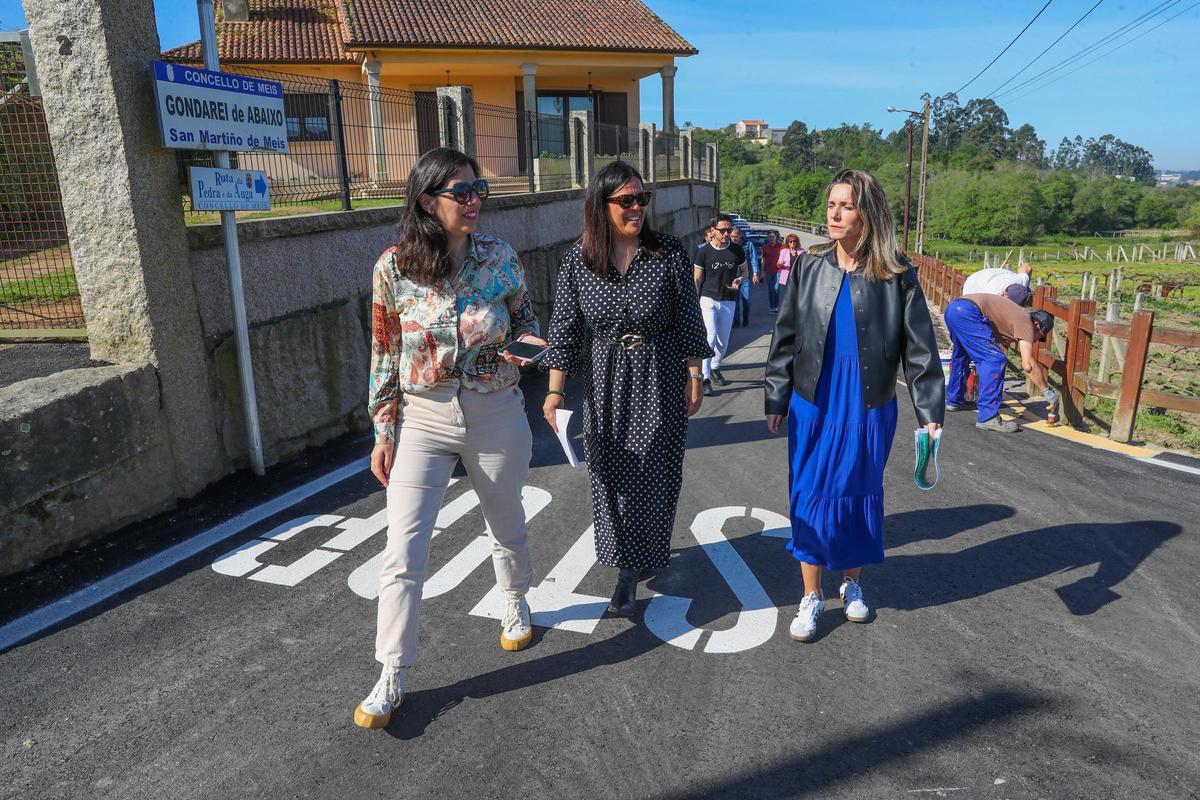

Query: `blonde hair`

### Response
(810, 169, 906, 281)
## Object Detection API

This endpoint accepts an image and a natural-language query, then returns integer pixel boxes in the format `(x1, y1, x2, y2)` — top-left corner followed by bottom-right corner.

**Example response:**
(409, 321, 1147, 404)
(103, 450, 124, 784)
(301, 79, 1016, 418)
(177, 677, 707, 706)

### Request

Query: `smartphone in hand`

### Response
(501, 340, 550, 364)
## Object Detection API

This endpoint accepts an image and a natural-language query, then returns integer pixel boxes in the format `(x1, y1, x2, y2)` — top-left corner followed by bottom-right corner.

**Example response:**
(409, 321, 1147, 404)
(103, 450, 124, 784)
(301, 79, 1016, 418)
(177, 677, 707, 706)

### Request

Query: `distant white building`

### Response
(735, 119, 769, 139)
(769, 127, 787, 145)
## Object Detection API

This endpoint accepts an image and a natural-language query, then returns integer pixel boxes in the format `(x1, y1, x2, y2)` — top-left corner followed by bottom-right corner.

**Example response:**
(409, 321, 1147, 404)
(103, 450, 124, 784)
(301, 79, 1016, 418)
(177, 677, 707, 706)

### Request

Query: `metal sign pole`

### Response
(196, 0, 266, 476)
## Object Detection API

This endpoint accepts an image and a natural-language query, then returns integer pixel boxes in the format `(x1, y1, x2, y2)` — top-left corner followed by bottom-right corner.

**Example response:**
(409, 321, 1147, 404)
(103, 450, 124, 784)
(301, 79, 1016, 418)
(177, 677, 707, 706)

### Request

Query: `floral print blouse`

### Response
(368, 234, 539, 443)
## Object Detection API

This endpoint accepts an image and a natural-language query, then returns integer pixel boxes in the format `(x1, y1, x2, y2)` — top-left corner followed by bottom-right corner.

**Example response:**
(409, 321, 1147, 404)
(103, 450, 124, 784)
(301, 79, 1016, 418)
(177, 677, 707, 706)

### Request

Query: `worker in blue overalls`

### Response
(944, 288, 1057, 433)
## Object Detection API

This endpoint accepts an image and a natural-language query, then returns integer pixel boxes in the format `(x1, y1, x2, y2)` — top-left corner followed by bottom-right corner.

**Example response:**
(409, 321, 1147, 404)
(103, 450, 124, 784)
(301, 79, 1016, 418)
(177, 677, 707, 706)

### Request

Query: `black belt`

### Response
(601, 333, 650, 351)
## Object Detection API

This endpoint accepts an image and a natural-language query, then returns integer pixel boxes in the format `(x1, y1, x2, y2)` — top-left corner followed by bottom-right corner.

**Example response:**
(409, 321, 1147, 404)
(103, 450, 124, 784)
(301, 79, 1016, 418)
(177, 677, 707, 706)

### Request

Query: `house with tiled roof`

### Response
(164, 0, 696, 187)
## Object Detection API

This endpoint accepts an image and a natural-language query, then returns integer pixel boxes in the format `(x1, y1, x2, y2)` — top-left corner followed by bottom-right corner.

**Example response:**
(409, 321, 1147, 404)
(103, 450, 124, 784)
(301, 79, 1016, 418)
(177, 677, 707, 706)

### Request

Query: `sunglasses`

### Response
(606, 191, 653, 209)
(714, 227, 734, 234)
(430, 179, 490, 205)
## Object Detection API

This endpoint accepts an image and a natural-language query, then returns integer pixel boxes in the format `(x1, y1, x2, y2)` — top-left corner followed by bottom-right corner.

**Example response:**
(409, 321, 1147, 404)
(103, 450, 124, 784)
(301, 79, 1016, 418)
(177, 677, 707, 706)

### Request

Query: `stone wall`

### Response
(0, 181, 715, 575)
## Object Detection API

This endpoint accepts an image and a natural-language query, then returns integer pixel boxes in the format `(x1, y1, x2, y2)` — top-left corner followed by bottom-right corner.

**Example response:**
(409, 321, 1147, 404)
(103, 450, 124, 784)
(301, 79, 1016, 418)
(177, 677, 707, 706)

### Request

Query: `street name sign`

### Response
(189, 167, 271, 211)
(152, 60, 288, 153)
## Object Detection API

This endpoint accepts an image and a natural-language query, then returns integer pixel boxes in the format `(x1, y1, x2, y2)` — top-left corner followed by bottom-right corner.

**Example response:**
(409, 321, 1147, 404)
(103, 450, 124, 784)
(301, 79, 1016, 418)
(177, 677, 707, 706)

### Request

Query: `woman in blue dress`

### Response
(763, 169, 944, 642)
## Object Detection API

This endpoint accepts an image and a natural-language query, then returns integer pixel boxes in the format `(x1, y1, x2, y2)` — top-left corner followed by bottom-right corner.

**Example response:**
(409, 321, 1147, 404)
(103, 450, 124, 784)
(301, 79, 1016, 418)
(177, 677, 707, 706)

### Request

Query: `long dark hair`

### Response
(395, 147, 482, 286)
(580, 160, 657, 278)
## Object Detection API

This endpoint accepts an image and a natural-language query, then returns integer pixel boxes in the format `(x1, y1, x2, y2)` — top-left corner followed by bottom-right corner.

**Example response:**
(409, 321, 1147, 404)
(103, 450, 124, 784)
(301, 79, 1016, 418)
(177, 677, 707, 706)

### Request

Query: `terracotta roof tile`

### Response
(340, 0, 695, 54)
(163, 0, 696, 64)
(163, 0, 359, 64)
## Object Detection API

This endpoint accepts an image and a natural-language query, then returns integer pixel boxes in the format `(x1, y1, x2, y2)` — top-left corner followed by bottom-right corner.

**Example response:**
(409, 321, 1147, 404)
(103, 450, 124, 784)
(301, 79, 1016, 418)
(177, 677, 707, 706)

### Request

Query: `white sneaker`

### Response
(840, 577, 871, 623)
(500, 595, 533, 651)
(789, 591, 825, 642)
(353, 665, 405, 729)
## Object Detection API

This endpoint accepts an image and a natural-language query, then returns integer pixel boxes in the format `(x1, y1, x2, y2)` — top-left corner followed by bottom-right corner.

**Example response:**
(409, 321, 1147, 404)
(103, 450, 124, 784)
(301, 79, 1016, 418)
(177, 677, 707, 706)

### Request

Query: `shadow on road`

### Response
(876, 519, 1181, 615)
(649, 687, 1049, 799)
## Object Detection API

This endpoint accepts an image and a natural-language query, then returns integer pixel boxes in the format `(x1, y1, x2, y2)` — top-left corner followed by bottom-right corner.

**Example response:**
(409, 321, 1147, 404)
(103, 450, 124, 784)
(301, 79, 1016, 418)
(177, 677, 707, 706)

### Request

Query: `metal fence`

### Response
(0, 38, 84, 337)
(176, 66, 710, 217)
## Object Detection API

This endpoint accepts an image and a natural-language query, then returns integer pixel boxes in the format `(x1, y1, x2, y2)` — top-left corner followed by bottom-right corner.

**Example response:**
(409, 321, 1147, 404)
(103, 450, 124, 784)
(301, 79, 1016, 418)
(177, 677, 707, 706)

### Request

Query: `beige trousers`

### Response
(376, 381, 534, 667)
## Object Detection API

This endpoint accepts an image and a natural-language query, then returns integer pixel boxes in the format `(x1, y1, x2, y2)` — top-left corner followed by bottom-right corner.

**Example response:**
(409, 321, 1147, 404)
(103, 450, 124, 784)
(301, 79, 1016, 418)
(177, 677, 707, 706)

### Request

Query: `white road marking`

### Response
(471, 524, 609, 634)
(1136, 456, 1200, 477)
(644, 507, 783, 653)
(0, 457, 370, 653)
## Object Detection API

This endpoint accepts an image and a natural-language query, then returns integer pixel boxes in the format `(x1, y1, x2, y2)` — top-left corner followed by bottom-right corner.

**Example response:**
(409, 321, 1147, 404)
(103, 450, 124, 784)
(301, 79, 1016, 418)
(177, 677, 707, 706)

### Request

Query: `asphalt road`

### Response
(2, 285, 1198, 799)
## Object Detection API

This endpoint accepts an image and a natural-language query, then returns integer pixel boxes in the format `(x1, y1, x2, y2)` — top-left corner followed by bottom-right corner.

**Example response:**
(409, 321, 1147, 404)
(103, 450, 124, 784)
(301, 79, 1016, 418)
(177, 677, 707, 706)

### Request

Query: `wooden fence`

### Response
(909, 252, 1200, 443)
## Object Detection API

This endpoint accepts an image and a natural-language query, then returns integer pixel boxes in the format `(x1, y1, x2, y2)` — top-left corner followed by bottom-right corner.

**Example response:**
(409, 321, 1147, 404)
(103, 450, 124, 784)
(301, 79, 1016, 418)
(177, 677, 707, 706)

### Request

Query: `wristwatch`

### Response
(688, 372, 704, 381)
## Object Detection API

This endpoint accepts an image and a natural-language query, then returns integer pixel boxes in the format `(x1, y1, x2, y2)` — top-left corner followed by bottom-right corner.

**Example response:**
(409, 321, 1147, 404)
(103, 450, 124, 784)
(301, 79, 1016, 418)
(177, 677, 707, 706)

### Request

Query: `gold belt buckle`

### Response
(618, 334, 645, 350)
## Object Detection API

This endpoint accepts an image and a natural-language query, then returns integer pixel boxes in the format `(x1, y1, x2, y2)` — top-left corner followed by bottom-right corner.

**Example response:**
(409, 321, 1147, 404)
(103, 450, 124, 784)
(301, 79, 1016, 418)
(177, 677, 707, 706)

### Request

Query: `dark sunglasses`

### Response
(430, 179, 489, 205)
(606, 191, 653, 209)
(714, 226, 734, 234)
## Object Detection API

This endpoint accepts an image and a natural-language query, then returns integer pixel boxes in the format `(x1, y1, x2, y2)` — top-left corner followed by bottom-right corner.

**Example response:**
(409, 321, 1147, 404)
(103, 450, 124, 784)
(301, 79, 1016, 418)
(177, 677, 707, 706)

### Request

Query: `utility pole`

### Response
(903, 119, 913, 252)
(915, 97, 930, 255)
(886, 105, 918, 252)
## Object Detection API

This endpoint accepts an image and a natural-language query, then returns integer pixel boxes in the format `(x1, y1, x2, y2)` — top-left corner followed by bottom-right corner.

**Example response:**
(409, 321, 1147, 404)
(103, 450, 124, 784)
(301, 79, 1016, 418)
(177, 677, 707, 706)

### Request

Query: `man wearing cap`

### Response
(943, 289, 1057, 433)
(962, 261, 1033, 296)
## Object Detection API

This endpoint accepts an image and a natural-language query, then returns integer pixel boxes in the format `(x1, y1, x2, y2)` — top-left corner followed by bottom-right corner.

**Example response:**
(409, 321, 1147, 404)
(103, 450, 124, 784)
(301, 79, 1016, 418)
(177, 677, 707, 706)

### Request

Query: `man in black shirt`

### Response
(693, 214, 749, 396)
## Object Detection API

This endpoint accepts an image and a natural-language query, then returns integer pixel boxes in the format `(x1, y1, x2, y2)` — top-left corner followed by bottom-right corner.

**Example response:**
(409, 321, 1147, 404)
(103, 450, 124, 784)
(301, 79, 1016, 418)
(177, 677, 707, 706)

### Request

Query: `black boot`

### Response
(607, 568, 638, 618)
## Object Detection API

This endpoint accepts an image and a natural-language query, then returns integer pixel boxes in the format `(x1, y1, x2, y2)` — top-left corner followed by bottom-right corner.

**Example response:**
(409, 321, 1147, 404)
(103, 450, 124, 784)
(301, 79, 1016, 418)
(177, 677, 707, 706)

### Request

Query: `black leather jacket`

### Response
(764, 248, 945, 426)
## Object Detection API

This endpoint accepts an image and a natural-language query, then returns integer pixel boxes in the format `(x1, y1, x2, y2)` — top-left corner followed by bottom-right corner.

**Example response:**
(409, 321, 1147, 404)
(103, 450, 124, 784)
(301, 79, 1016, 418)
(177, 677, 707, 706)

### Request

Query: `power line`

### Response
(952, 0, 1055, 96)
(986, 0, 1106, 98)
(1003, 0, 1200, 104)
(993, 0, 1181, 101)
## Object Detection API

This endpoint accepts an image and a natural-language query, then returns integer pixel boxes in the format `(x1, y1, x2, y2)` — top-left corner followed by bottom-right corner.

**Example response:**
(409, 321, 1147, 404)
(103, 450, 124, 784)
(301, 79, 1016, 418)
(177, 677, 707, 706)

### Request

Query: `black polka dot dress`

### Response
(543, 233, 713, 570)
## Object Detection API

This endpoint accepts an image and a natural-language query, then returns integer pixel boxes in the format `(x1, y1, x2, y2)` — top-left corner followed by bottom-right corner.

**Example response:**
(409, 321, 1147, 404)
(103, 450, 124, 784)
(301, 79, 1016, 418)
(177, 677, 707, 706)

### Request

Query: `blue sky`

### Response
(3, 0, 1197, 167)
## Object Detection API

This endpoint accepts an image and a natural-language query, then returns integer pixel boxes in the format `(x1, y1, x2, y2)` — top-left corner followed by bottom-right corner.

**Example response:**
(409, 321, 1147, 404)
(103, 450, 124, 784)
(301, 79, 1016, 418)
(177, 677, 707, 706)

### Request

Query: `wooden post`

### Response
(1110, 310, 1154, 443)
(1061, 298, 1096, 426)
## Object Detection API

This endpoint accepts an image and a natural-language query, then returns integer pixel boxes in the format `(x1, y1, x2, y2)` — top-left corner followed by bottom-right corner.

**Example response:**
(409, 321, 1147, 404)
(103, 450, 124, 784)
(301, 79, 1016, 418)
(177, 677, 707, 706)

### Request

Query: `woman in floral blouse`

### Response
(354, 148, 547, 729)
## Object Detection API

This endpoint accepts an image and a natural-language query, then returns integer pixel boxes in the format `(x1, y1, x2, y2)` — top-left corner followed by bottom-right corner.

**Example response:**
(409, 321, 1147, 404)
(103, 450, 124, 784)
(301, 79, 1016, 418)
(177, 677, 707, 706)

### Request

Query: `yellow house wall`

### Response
(222, 51, 670, 192)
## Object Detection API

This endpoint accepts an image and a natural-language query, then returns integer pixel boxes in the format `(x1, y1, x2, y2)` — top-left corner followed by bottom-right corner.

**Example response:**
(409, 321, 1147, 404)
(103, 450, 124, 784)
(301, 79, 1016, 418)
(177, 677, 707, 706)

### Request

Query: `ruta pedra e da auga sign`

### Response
(152, 60, 288, 153)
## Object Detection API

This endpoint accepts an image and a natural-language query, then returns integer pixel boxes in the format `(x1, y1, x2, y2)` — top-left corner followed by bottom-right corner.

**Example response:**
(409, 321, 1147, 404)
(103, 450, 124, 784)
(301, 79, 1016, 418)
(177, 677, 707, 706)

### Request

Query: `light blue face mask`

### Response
(913, 428, 943, 491)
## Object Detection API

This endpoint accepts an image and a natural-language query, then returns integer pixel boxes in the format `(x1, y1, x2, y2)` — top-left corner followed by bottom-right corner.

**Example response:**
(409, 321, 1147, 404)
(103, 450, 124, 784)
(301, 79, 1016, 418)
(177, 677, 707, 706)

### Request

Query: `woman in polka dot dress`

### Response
(542, 161, 713, 618)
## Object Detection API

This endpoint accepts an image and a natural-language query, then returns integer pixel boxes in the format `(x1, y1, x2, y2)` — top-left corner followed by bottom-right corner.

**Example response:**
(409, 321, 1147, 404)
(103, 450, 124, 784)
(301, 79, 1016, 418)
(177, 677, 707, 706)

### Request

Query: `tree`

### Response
(1136, 190, 1178, 229)
(1008, 123, 1047, 167)
(779, 121, 814, 172)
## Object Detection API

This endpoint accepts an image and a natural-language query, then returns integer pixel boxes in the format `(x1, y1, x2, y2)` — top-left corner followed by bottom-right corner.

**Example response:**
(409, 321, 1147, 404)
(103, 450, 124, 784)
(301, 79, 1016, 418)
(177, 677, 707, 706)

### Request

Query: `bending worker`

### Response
(962, 259, 1032, 296)
(944, 292, 1057, 433)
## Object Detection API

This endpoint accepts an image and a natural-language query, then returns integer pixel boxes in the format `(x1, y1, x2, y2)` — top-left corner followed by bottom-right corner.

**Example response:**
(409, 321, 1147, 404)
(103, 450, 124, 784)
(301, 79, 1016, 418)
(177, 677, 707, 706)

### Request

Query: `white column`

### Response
(521, 63, 539, 192)
(660, 65, 676, 138)
(364, 59, 387, 183)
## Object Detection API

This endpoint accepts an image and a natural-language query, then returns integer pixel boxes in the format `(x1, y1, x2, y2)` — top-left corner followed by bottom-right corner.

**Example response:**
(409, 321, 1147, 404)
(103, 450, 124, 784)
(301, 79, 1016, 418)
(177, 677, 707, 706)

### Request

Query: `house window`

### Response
(284, 93, 331, 142)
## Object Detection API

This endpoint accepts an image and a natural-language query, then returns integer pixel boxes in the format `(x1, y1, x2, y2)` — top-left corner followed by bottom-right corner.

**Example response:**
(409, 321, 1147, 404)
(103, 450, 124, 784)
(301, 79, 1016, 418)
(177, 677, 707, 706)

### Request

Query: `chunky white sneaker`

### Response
(500, 595, 533, 651)
(840, 577, 871, 623)
(789, 591, 825, 642)
(353, 665, 405, 729)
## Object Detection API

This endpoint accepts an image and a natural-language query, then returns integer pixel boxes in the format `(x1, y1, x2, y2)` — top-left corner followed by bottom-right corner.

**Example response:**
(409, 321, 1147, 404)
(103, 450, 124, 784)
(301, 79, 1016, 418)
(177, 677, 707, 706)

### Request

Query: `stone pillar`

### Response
(568, 110, 594, 190)
(638, 123, 657, 185)
(436, 85, 475, 158)
(24, 0, 223, 493)
(521, 63, 539, 192)
(706, 142, 719, 184)
(680, 128, 694, 179)
(660, 65, 676, 140)
(364, 59, 387, 182)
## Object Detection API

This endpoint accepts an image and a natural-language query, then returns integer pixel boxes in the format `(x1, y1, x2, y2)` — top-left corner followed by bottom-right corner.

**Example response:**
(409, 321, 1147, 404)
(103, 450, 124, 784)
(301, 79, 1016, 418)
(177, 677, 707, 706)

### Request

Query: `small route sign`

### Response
(189, 167, 271, 211)
(153, 60, 288, 153)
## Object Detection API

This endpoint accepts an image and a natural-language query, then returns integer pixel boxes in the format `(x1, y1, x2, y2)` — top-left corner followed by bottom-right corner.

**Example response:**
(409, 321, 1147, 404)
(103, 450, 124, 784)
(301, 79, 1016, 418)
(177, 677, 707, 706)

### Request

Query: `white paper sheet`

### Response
(554, 409, 581, 468)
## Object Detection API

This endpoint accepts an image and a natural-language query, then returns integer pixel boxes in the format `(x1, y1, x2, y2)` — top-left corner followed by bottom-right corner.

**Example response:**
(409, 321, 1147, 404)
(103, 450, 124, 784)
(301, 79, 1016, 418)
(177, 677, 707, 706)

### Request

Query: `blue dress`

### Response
(787, 274, 898, 570)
